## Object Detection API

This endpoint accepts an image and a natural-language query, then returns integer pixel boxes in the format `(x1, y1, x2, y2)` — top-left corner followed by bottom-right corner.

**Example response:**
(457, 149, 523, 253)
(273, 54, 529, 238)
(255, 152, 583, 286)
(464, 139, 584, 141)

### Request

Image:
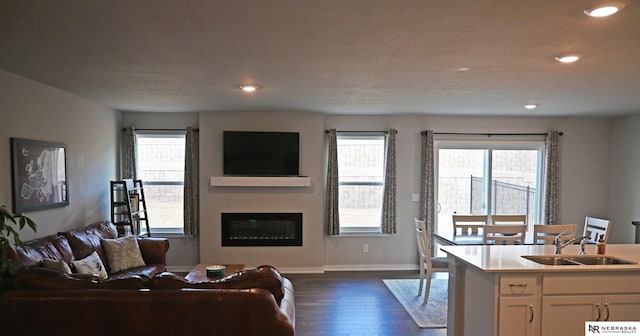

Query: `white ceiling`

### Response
(1, 0, 639, 117)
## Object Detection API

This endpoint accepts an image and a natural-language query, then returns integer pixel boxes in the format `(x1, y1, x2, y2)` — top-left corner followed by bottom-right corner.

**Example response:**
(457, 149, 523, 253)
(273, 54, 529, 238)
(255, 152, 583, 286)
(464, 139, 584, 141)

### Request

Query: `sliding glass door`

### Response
(436, 140, 544, 234)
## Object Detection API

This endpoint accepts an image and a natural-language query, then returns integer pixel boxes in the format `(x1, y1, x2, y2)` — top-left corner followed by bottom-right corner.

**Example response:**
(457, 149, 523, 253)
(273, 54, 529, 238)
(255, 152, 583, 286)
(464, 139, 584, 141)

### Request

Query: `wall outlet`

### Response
(411, 193, 420, 202)
(363, 244, 369, 253)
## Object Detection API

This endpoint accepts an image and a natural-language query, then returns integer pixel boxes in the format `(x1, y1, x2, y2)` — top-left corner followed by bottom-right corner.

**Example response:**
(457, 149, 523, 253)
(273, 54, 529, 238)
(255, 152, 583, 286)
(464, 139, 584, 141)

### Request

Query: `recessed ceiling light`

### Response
(240, 85, 259, 93)
(524, 104, 538, 110)
(555, 55, 580, 63)
(455, 67, 470, 72)
(584, 2, 625, 17)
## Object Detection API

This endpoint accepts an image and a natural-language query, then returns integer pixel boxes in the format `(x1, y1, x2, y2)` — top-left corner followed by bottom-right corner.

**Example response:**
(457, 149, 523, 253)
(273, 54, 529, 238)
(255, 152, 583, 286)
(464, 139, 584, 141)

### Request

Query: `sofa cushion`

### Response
(41, 258, 72, 274)
(13, 234, 74, 267)
(72, 251, 108, 280)
(102, 235, 146, 273)
(62, 221, 118, 270)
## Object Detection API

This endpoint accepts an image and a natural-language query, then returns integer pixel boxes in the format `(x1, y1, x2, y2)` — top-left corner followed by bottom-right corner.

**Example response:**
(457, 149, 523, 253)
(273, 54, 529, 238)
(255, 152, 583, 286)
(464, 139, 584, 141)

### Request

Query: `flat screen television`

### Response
(223, 131, 300, 176)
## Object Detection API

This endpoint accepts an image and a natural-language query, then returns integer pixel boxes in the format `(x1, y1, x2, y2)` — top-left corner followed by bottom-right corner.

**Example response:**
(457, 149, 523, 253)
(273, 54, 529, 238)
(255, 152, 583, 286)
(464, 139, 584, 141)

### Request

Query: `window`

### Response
(135, 132, 185, 234)
(337, 134, 386, 233)
(436, 139, 544, 234)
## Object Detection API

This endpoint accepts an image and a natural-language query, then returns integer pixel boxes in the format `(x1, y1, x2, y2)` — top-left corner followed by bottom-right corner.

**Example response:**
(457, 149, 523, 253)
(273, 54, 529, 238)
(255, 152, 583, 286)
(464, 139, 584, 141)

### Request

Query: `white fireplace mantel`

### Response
(210, 176, 311, 187)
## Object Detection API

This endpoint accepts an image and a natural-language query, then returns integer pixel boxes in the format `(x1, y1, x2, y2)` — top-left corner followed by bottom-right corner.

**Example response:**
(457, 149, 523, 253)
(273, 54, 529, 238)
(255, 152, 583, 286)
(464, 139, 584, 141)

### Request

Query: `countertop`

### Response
(440, 244, 640, 273)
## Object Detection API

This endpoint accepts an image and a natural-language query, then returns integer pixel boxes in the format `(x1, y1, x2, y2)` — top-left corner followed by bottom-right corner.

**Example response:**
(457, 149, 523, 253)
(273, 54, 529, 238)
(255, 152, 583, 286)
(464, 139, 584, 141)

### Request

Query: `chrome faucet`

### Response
(554, 230, 588, 255)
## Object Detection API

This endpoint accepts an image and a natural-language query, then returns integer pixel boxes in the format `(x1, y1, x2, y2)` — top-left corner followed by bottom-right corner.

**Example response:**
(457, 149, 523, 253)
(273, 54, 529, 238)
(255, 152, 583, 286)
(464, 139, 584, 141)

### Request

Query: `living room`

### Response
(3, 70, 639, 272)
(2, 2, 640, 335)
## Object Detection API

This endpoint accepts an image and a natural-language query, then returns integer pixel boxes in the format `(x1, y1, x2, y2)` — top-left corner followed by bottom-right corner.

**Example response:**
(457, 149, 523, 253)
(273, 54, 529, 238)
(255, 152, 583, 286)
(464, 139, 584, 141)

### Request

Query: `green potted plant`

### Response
(1, 205, 37, 288)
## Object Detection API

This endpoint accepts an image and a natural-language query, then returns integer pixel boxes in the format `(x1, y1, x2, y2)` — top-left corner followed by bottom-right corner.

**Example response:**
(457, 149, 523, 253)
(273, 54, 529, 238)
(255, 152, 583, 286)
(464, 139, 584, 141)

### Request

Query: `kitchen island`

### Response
(441, 244, 640, 336)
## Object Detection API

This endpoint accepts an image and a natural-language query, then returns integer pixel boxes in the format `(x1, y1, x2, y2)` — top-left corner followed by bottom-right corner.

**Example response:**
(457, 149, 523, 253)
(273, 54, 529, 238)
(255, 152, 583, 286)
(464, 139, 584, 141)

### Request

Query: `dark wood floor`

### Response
(283, 270, 448, 336)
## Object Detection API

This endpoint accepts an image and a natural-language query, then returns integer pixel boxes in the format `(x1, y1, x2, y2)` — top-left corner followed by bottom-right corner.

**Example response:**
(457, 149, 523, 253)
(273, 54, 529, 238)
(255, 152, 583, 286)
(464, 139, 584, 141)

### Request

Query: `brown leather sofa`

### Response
(10, 220, 169, 282)
(1, 221, 296, 336)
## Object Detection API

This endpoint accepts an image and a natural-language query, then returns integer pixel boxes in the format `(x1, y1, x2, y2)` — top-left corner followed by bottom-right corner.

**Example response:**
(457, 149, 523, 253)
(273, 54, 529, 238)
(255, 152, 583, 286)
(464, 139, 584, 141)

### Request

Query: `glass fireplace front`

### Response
(221, 212, 302, 246)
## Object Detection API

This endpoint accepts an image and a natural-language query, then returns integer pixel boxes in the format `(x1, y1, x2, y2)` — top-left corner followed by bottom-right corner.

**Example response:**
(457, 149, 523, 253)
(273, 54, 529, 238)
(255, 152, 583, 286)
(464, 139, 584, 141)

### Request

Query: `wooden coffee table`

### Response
(185, 264, 245, 282)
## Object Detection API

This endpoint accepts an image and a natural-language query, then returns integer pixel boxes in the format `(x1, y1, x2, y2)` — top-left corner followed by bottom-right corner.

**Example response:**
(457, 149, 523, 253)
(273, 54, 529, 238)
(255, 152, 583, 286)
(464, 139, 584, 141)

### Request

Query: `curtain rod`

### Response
(324, 130, 390, 134)
(122, 128, 199, 132)
(433, 131, 563, 137)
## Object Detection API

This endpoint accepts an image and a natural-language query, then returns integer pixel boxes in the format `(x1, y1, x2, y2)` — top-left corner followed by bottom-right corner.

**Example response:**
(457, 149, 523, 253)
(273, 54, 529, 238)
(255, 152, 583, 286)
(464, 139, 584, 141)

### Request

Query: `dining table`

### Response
(434, 231, 536, 245)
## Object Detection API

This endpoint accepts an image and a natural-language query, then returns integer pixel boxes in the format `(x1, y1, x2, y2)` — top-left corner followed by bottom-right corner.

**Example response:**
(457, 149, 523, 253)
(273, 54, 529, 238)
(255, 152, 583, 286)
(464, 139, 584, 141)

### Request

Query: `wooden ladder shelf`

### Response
(110, 179, 151, 237)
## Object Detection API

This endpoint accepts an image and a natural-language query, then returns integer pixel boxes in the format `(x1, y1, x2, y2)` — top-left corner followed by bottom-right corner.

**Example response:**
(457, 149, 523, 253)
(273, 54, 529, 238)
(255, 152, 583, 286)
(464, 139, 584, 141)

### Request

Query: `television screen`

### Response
(223, 131, 300, 176)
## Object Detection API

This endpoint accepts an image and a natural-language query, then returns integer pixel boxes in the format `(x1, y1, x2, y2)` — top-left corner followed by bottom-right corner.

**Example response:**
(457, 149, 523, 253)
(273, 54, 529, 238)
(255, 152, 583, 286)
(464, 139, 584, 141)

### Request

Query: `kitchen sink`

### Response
(522, 256, 582, 265)
(522, 255, 637, 266)
(566, 256, 636, 265)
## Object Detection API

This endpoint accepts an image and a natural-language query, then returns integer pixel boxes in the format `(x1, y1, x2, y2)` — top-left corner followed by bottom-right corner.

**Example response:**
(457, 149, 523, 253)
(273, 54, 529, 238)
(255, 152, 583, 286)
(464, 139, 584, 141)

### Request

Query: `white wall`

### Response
(0, 69, 118, 240)
(609, 114, 640, 243)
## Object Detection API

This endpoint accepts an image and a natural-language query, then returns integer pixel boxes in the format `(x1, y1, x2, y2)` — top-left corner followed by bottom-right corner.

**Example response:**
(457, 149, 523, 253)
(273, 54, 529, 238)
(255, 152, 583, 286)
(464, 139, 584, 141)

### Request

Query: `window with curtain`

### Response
(135, 131, 185, 234)
(436, 138, 545, 235)
(337, 134, 386, 233)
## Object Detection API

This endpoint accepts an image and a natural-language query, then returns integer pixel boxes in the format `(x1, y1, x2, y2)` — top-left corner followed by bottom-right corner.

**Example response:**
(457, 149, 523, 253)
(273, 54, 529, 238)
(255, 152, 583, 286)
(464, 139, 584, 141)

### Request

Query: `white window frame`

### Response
(135, 131, 186, 235)
(337, 133, 386, 235)
(435, 136, 545, 233)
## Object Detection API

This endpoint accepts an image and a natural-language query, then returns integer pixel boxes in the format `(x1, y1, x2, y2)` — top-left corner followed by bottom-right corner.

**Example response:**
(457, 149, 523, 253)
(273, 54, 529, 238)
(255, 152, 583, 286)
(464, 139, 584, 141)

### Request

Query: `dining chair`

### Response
(491, 214, 527, 225)
(533, 223, 577, 245)
(452, 215, 488, 235)
(483, 224, 527, 245)
(583, 216, 612, 243)
(415, 218, 448, 305)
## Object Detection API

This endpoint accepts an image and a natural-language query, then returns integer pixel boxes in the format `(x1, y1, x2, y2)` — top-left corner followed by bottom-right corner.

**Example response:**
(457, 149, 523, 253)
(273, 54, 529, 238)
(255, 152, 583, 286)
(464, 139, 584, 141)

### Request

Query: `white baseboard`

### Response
(168, 264, 420, 274)
(277, 266, 326, 274)
(277, 264, 420, 274)
(323, 264, 419, 272)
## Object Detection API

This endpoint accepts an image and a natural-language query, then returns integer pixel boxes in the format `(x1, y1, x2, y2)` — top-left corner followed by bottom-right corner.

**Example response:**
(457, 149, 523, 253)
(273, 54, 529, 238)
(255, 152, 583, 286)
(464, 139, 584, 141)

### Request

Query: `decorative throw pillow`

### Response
(72, 251, 108, 280)
(101, 235, 146, 274)
(41, 258, 72, 274)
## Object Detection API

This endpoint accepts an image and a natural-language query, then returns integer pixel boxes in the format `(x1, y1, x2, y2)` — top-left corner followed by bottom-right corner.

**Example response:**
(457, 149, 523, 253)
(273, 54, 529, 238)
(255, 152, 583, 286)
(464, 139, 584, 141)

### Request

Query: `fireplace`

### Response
(221, 213, 302, 246)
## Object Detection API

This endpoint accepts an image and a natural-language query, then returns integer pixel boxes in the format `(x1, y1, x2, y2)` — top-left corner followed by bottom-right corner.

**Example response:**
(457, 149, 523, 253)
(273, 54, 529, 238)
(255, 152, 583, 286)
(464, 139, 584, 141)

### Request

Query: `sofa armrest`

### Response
(279, 278, 296, 329)
(150, 265, 285, 303)
(13, 267, 94, 290)
(69, 273, 100, 281)
(12, 267, 147, 290)
(137, 237, 169, 266)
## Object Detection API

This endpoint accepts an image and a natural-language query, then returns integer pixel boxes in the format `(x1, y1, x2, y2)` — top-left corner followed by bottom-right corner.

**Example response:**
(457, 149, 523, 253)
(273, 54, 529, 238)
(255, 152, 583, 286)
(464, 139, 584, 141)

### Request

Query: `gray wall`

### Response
(195, 112, 613, 272)
(609, 114, 640, 243)
(4, 68, 637, 273)
(323, 115, 612, 270)
(0, 69, 118, 240)
(199, 111, 326, 272)
(121, 112, 200, 270)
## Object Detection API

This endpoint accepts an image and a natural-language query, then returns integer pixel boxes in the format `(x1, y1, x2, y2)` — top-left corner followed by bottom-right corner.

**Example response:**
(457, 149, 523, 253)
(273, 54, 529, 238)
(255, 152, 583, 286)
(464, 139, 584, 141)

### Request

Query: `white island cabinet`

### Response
(442, 244, 640, 336)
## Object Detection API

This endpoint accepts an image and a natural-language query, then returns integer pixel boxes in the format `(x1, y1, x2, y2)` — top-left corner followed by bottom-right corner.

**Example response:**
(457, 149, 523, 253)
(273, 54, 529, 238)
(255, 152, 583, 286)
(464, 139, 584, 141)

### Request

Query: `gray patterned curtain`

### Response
(122, 126, 137, 179)
(420, 130, 436, 253)
(381, 129, 398, 234)
(544, 130, 560, 225)
(325, 129, 340, 235)
(183, 127, 199, 236)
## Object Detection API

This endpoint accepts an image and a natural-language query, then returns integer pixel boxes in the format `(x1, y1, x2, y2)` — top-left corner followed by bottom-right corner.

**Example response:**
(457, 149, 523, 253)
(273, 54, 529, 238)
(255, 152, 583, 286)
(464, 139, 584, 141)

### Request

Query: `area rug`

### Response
(382, 278, 448, 328)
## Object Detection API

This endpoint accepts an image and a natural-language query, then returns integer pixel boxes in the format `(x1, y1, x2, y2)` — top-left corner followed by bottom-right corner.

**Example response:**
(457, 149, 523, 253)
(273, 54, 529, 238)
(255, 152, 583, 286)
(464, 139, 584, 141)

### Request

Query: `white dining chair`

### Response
(452, 215, 488, 235)
(483, 224, 527, 245)
(415, 218, 448, 304)
(491, 214, 527, 225)
(583, 216, 612, 243)
(533, 224, 577, 245)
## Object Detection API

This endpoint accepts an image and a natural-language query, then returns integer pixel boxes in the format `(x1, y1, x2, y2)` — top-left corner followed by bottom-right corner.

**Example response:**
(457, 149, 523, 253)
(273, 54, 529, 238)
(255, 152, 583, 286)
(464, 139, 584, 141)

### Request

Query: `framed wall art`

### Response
(10, 138, 69, 213)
